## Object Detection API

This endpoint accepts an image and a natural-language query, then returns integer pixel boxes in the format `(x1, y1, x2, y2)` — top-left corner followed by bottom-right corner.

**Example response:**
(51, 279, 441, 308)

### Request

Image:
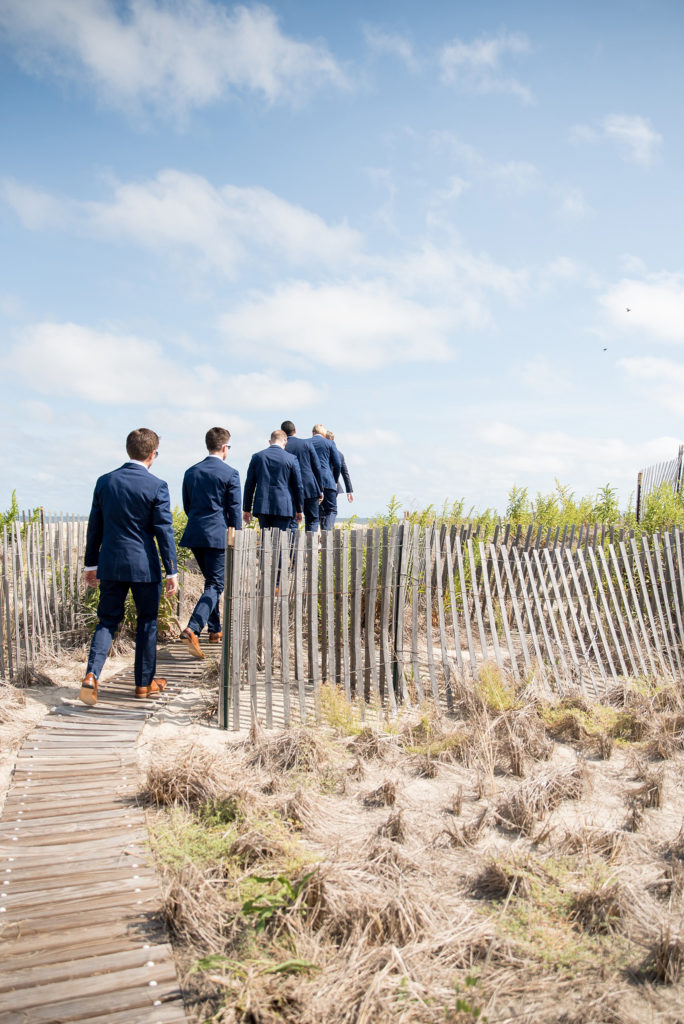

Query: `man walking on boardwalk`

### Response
(281, 419, 324, 532)
(80, 428, 178, 705)
(325, 429, 354, 531)
(310, 424, 342, 530)
(243, 430, 304, 531)
(179, 427, 242, 661)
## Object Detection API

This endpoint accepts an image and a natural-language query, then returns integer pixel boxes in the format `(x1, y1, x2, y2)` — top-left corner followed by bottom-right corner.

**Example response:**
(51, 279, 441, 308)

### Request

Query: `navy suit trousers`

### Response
(322, 487, 338, 530)
(257, 514, 292, 531)
(188, 547, 225, 635)
(87, 580, 162, 689)
(289, 496, 320, 533)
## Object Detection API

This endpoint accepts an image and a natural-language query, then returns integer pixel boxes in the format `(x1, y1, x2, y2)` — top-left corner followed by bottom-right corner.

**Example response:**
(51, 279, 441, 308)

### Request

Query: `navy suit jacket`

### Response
(180, 456, 242, 548)
(336, 453, 353, 495)
(310, 434, 342, 490)
(84, 462, 178, 583)
(243, 445, 304, 518)
(284, 436, 323, 500)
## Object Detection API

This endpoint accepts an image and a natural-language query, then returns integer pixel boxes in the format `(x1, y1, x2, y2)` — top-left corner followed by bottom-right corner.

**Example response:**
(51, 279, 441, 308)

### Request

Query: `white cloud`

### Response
(0, 179, 65, 229)
(556, 186, 590, 220)
(602, 114, 662, 165)
(440, 30, 533, 104)
(3, 170, 362, 275)
(572, 114, 662, 166)
(5, 321, 318, 411)
(220, 280, 453, 370)
(599, 272, 684, 343)
(363, 25, 418, 71)
(474, 421, 676, 488)
(620, 357, 684, 416)
(0, 0, 347, 114)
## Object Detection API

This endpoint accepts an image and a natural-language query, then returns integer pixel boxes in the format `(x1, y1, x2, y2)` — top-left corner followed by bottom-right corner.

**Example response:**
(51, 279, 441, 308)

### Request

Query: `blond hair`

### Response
(312, 424, 326, 436)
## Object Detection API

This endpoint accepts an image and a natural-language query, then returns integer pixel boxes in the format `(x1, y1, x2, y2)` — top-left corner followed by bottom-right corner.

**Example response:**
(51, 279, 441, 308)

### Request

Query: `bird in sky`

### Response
(626, 307, 631, 312)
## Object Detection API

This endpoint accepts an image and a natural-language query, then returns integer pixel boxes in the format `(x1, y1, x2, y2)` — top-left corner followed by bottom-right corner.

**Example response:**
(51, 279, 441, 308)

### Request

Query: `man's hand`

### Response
(166, 575, 179, 596)
(84, 569, 99, 589)
(243, 511, 252, 524)
(296, 512, 303, 523)
(318, 493, 324, 504)
(347, 493, 354, 503)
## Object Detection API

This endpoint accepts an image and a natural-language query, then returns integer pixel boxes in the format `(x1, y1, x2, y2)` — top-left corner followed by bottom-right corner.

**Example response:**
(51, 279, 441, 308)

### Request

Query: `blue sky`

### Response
(1, 0, 683, 518)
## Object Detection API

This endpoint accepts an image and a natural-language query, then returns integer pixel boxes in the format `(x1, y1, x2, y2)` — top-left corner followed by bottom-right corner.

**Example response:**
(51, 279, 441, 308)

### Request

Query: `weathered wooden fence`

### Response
(220, 524, 684, 729)
(0, 514, 87, 680)
(637, 444, 684, 521)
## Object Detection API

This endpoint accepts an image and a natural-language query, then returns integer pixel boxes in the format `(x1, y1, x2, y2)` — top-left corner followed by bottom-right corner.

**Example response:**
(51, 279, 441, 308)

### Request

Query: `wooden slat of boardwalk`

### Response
(0, 641, 208, 1024)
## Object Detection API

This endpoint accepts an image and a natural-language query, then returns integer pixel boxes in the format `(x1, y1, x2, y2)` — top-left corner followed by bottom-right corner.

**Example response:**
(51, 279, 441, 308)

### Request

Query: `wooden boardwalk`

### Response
(0, 642, 208, 1024)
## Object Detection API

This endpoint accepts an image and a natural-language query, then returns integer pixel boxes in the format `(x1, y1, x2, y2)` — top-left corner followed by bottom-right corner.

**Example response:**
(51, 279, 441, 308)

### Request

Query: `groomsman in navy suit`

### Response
(243, 430, 304, 530)
(281, 419, 323, 532)
(325, 429, 354, 530)
(80, 428, 178, 705)
(310, 424, 342, 530)
(179, 427, 241, 661)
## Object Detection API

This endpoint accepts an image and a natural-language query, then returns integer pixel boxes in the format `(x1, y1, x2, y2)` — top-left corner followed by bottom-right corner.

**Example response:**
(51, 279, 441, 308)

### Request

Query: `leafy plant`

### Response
(241, 871, 315, 932)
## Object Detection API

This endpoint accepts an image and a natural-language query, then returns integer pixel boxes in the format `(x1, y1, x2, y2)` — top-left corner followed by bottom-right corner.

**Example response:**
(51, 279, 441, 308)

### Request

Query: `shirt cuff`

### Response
(167, 573, 178, 581)
(83, 566, 97, 572)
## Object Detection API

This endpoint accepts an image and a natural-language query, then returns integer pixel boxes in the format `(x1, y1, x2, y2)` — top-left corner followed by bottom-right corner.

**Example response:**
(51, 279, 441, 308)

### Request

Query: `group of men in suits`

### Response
(80, 422, 353, 702)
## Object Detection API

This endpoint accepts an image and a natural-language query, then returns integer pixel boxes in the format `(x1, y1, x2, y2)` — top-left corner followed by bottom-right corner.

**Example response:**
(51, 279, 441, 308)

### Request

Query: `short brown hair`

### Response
(270, 429, 287, 444)
(326, 429, 335, 441)
(206, 427, 231, 452)
(126, 428, 159, 461)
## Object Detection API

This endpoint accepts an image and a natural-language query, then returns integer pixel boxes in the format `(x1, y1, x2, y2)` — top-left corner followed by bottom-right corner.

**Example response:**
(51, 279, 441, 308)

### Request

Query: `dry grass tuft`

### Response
(558, 825, 626, 863)
(228, 826, 290, 866)
(362, 779, 397, 808)
(569, 877, 627, 934)
(11, 663, 56, 688)
(412, 753, 438, 778)
(346, 756, 366, 780)
(496, 762, 588, 834)
(161, 861, 235, 949)
(437, 807, 489, 849)
(140, 743, 232, 809)
(469, 854, 535, 900)
(277, 787, 321, 831)
(448, 786, 463, 816)
(376, 809, 407, 843)
(247, 727, 327, 774)
(348, 727, 393, 761)
(649, 925, 684, 984)
(302, 863, 438, 946)
(630, 767, 665, 809)
(365, 837, 419, 876)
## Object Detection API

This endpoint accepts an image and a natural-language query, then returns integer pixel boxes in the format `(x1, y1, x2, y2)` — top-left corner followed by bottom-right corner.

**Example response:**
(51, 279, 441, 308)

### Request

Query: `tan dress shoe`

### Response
(135, 686, 150, 699)
(180, 627, 205, 659)
(148, 677, 168, 697)
(208, 632, 222, 644)
(78, 673, 98, 706)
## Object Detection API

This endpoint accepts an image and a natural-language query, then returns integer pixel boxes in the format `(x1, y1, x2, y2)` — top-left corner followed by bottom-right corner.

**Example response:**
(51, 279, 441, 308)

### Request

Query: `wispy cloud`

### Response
(2, 170, 362, 276)
(363, 24, 418, 71)
(219, 280, 453, 370)
(0, 0, 348, 115)
(599, 271, 684, 343)
(572, 114, 662, 166)
(440, 30, 533, 104)
(620, 357, 684, 416)
(5, 321, 318, 410)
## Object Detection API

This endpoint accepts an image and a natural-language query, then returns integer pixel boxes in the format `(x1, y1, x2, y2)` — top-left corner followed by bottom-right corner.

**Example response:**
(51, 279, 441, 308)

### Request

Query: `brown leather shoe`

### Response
(208, 632, 222, 644)
(180, 627, 205, 660)
(79, 673, 98, 706)
(135, 686, 150, 699)
(148, 677, 167, 697)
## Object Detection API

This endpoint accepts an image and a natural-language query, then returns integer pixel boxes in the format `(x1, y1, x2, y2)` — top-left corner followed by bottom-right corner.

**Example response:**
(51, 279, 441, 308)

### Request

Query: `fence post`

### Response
(219, 527, 236, 730)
